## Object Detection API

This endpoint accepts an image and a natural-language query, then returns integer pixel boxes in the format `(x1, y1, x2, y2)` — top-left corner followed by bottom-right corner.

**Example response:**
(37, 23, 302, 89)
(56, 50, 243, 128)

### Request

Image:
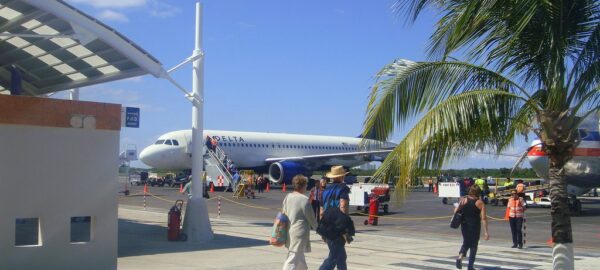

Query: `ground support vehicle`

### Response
(349, 183, 390, 214)
(489, 184, 550, 207)
(170, 174, 190, 188)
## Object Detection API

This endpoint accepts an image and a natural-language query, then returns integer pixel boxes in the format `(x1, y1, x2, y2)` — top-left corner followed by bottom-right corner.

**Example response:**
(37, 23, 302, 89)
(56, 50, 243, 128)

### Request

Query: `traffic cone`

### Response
(210, 183, 214, 193)
(433, 184, 438, 194)
(266, 182, 270, 192)
(546, 237, 554, 247)
(282, 183, 286, 192)
(504, 207, 510, 220)
(179, 183, 183, 193)
(143, 183, 148, 193)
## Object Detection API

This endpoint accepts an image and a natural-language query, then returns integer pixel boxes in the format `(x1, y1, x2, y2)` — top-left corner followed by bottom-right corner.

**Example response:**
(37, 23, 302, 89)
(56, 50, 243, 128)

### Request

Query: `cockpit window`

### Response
(172, 140, 179, 146)
(165, 140, 172, 145)
(155, 140, 165, 145)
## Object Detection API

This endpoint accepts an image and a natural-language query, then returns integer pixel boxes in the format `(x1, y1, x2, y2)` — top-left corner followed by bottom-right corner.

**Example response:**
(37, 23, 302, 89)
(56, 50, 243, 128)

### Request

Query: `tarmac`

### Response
(117, 205, 600, 270)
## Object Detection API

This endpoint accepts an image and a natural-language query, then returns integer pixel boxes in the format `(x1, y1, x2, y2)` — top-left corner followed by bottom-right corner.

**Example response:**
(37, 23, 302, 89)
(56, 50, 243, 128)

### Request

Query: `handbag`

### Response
(450, 197, 466, 229)
(269, 211, 288, 246)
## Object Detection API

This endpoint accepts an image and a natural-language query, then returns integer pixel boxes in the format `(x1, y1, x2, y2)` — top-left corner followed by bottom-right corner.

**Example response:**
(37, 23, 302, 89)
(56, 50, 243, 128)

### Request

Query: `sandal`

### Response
(456, 258, 462, 269)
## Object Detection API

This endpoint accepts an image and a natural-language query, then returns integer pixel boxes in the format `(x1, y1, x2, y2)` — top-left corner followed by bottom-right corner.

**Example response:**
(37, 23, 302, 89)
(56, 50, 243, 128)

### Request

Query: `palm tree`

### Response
(362, 1, 599, 269)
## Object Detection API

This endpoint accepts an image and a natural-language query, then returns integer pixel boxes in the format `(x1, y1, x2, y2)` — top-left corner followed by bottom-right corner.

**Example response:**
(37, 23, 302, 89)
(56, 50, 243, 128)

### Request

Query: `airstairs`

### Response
(203, 145, 235, 191)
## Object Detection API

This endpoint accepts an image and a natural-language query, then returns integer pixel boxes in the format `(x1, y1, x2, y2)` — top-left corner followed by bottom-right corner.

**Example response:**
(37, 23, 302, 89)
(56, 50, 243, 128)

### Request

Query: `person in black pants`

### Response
(507, 190, 526, 248)
(455, 185, 490, 270)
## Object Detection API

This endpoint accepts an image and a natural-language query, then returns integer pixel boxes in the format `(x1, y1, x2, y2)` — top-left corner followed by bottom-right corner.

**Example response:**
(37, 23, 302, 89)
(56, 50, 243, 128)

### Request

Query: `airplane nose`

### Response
(139, 146, 155, 167)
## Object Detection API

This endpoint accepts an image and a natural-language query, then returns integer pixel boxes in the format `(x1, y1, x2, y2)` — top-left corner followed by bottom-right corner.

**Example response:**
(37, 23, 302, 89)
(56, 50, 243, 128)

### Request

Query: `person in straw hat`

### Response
(319, 166, 351, 270)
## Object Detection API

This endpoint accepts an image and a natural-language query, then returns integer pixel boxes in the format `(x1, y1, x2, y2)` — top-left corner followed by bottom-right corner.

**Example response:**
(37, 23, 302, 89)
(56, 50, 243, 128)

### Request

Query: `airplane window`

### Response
(172, 140, 179, 146)
(165, 140, 172, 145)
(155, 140, 165, 145)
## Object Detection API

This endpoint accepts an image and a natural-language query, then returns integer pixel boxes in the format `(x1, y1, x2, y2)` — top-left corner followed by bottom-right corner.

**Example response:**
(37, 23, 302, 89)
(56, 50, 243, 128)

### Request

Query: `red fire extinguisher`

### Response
(364, 194, 379, 226)
(168, 200, 187, 241)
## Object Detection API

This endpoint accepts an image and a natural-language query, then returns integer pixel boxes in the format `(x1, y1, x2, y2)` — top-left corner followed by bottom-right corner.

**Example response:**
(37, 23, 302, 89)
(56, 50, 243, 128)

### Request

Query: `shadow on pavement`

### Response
(118, 219, 267, 257)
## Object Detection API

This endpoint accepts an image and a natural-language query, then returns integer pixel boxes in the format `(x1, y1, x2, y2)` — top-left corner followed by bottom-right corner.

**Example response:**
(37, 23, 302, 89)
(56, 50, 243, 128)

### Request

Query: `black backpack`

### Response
(317, 184, 355, 240)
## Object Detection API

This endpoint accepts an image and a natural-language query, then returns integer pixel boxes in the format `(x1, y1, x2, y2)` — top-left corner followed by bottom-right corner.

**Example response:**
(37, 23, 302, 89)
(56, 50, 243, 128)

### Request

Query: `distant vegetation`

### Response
(323, 167, 538, 179)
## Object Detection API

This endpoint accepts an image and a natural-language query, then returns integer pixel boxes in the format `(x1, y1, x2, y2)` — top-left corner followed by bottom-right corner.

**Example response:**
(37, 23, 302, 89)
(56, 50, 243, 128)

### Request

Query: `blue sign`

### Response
(125, 107, 140, 128)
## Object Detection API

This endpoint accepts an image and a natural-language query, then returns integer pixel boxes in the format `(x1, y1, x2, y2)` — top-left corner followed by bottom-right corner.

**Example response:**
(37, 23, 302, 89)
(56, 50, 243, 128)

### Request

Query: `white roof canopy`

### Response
(0, 0, 164, 96)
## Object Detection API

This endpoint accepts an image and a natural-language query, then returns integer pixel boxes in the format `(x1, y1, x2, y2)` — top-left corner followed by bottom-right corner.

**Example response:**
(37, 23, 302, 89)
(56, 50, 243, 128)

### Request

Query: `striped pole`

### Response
(143, 183, 148, 210)
(523, 212, 527, 247)
(218, 196, 221, 218)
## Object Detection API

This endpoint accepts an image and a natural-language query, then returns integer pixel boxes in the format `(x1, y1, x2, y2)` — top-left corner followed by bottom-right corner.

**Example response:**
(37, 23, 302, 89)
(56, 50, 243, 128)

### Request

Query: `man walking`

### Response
(319, 166, 352, 270)
(507, 190, 526, 248)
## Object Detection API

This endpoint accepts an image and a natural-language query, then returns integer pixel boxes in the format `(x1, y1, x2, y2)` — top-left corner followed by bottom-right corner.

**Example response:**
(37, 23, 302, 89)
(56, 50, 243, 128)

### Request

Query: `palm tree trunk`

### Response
(548, 160, 574, 270)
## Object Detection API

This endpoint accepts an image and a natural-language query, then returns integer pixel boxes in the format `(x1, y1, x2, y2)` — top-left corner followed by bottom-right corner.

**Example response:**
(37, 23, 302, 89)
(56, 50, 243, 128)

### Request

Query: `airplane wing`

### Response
(264, 150, 392, 170)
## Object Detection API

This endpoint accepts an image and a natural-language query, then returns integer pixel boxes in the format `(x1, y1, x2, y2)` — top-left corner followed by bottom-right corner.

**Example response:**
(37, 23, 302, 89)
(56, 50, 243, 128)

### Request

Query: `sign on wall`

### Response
(121, 107, 140, 128)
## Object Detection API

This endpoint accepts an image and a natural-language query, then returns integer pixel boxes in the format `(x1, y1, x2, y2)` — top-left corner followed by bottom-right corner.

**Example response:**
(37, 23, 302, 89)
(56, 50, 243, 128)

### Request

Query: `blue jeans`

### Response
(319, 237, 346, 270)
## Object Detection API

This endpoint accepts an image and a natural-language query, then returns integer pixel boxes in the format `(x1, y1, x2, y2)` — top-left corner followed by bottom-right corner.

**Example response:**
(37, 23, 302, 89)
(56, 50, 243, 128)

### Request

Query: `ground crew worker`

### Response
(474, 176, 487, 200)
(507, 190, 525, 249)
(474, 176, 486, 189)
(503, 178, 514, 190)
(516, 180, 526, 198)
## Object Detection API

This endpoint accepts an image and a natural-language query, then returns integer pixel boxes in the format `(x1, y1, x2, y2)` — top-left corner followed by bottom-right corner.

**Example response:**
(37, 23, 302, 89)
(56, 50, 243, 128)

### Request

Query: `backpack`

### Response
(321, 184, 344, 211)
(317, 184, 354, 240)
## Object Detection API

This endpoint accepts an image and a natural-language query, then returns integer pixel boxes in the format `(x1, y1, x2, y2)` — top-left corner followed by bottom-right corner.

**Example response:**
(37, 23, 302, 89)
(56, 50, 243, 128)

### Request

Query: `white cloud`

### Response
(149, 0, 180, 18)
(69, 0, 147, 9)
(98, 10, 129, 22)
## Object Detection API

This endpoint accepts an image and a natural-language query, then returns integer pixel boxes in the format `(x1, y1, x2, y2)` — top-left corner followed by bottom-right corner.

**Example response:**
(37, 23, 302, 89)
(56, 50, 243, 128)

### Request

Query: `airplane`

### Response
(510, 113, 600, 212)
(139, 130, 395, 184)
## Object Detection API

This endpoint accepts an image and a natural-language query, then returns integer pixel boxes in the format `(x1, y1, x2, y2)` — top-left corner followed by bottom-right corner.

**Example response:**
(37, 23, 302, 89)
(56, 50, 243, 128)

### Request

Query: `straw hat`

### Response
(325, 165, 348, 178)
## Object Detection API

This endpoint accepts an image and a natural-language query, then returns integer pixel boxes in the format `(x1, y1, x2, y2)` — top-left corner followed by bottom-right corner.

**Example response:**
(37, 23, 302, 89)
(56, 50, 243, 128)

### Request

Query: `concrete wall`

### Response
(0, 95, 120, 270)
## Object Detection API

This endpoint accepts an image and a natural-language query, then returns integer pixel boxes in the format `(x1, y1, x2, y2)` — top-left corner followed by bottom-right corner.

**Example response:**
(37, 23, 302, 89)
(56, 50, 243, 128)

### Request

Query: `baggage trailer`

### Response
(489, 184, 551, 207)
(349, 183, 391, 214)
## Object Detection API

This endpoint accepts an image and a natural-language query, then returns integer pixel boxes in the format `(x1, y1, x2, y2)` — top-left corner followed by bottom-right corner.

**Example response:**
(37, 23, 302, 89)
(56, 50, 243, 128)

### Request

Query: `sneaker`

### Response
(511, 244, 517, 248)
(456, 258, 462, 269)
(518, 245, 523, 249)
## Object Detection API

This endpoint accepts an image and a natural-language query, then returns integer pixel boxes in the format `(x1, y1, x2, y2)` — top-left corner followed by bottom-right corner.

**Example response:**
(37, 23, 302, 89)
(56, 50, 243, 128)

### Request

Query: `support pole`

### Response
(182, 1, 213, 242)
(69, 88, 80, 100)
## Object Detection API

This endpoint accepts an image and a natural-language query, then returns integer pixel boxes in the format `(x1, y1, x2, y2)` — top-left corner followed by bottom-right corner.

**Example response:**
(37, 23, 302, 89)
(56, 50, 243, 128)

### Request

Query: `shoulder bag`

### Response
(450, 197, 466, 229)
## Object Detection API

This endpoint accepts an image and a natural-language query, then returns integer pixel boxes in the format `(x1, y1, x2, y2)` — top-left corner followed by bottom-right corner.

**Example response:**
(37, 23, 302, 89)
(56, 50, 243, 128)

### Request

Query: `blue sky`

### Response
(62, 0, 528, 169)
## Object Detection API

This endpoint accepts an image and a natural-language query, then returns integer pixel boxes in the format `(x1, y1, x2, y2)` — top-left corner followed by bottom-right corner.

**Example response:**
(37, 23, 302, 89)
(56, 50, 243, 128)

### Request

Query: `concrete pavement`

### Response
(118, 205, 600, 270)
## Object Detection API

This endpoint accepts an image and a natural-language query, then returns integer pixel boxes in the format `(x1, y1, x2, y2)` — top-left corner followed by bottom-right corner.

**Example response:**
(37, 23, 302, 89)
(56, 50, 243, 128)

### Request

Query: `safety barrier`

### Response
(120, 192, 528, 222)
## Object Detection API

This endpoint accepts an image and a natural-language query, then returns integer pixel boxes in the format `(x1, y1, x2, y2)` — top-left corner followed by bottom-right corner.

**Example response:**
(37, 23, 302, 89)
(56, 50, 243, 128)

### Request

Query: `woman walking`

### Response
(282, 175, 317, 270)
(456, 185, 490, 270)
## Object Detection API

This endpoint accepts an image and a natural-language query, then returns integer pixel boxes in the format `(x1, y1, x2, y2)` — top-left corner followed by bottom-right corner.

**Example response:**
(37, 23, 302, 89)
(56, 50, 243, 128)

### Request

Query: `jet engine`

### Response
(268, 161, 306, 184)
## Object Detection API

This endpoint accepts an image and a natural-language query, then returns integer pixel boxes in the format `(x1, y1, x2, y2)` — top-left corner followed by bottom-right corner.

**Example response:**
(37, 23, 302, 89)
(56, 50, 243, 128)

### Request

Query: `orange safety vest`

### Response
(508, 197, 525, 218)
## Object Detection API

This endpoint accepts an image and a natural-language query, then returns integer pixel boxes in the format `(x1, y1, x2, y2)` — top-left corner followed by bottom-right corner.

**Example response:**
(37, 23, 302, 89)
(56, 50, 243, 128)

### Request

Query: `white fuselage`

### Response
(139, 130, 393, 171)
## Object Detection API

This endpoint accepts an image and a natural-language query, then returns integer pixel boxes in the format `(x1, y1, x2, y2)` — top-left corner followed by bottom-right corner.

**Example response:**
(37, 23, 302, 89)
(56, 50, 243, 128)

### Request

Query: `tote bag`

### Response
(269, 212, 288, 246)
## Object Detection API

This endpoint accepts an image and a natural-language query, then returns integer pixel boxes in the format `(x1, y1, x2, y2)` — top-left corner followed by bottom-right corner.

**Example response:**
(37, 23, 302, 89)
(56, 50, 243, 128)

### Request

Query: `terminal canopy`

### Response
(0, 0, 164, 96)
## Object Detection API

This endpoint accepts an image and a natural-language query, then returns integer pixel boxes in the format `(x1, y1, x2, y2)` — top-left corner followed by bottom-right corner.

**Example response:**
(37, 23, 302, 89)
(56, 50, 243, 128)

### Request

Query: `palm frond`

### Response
(370, 89, 523, 186)
(362, 60, 528, 142)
